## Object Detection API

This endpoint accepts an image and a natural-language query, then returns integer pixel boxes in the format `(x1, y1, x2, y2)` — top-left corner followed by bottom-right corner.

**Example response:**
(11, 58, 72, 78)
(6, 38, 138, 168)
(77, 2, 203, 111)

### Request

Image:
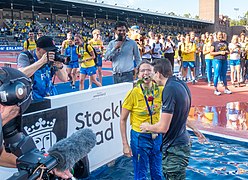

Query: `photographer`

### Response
(17, 36, 67, 100)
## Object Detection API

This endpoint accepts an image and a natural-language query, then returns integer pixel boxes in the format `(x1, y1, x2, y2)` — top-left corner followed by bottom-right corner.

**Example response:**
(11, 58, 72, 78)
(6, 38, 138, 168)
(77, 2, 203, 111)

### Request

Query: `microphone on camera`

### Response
(48, 128, 96, 171)
(9, 128, 96, 180)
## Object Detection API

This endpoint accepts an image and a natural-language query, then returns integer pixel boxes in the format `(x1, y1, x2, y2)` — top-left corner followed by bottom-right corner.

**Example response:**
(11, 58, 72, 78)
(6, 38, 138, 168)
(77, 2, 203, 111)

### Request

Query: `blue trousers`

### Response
(205, 59, 213, 83)
(130, 130, 163, 180)
(213, 59, 228, 87)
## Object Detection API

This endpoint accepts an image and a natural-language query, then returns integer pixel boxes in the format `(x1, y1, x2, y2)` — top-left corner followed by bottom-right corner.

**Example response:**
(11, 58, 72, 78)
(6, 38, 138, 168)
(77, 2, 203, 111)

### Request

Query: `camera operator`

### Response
(17, 36, 67, 100)
(0, 67, 72, 179)
(0, 108, 73, 179)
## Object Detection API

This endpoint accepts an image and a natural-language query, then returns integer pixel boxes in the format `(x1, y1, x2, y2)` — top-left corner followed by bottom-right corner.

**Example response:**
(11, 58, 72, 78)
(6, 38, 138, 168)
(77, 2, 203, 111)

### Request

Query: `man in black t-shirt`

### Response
(140, 59, 192, 179)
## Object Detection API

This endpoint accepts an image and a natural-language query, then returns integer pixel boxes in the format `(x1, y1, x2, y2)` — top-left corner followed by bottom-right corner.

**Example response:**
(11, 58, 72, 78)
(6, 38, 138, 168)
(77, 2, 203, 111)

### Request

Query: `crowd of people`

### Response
(0, 18, 247, 179)
(14, 20, 248, 99)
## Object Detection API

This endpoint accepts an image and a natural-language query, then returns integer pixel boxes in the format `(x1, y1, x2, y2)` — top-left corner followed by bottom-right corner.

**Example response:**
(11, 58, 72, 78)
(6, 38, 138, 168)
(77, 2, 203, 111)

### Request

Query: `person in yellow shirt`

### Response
(88, 29, 104, 87)
(23, 31, 36, 51)
(120, 60, 163, 180)
(181, 34, 197, 84)
(203, 34, 214, 86)
(61, 31, 73, 55)
(74, 34, 102, 90)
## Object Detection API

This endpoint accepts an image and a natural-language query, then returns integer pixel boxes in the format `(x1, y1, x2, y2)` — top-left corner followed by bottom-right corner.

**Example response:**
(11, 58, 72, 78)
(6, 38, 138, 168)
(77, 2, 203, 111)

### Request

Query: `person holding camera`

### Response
(105, 21, 142, 84)
(64, 39, 79, 89)
(17, 36, 67, 100)
(0, 67, 72, 179)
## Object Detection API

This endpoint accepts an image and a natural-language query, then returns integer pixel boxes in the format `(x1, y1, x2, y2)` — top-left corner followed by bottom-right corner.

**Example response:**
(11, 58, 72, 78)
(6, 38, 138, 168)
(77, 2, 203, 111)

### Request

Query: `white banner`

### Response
(48, 82, 133, 171)
(0, 82, 133, 178)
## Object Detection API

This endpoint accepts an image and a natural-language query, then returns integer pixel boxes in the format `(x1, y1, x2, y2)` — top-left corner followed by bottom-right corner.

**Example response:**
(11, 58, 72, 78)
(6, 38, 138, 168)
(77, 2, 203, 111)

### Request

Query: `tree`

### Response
(168, 12, 176, 16)
(195, 15, 199, 19)
(183, 13, 191, 18)
(229, 11, 248, 26)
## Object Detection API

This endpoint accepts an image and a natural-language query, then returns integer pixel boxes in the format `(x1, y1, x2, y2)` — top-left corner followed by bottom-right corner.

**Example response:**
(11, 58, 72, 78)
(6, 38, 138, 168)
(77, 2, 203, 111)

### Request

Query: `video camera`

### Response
(49, 50, 70, 65)
(0, 67, 95, 179)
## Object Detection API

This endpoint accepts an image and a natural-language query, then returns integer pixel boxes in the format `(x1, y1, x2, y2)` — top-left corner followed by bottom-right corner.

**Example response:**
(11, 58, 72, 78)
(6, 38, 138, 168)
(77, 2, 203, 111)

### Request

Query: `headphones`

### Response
(0, 67, 31, 106)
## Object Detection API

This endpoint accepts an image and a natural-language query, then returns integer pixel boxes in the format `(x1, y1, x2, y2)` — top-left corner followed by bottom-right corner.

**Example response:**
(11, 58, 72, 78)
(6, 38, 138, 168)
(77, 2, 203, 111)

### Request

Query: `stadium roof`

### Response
(0, 0, 213, 28)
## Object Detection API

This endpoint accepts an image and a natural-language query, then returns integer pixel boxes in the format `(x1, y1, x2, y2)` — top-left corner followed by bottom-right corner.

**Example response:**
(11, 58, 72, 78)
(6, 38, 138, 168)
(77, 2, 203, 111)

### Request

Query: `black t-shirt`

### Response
(161, 76, 191, 152)
(211, 40, 229, 60)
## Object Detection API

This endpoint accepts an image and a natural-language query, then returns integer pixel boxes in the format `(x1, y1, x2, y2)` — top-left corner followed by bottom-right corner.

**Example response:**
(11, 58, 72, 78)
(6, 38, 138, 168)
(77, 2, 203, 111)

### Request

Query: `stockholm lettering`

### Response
(75, 101, 122, 145)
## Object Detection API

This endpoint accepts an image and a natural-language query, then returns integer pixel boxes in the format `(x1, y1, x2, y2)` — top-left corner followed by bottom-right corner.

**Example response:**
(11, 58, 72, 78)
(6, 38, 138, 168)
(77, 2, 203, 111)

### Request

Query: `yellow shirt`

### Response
(62, 40, 70, 49)
(181, 42, 196, 61)
(23, 39, 36, 51)
(122, 85, 163, 132)
(204, 42, 214, 60)
(76, 44, 95, 68)
(88, 39, 103, 55)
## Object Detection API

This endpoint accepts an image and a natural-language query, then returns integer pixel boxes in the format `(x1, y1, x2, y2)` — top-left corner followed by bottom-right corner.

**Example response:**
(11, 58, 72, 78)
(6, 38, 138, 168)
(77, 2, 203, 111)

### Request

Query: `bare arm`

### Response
(186, 120, 207, 143)
(1, 105, 20, 126)
(0, 148, 17, 168)
(140, 112, 173, 133)
(120, 108, 132, 157)
(84, 50, 96, 62)
(61, 41, 66, 55)
(203, 44, 209, 55)
(55, 63, 68, 82)
(18, 53, 48, 78)
(210, 46, 226, 56)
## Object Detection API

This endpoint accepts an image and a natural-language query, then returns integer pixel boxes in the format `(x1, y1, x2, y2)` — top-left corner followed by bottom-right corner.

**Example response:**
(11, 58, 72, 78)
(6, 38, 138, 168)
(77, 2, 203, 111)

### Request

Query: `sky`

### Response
(95, 0, 248, 20)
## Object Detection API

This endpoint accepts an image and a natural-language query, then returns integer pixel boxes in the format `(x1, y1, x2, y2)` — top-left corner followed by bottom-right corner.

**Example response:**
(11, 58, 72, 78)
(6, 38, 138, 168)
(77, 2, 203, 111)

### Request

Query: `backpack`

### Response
(26, 39, 29, 50)
(19, 50, 35, 65)
(153, 42, 163, 50)
(17, 51, 35, 80)
(77, 43, 98, 65)
(26, 39, 37, 50)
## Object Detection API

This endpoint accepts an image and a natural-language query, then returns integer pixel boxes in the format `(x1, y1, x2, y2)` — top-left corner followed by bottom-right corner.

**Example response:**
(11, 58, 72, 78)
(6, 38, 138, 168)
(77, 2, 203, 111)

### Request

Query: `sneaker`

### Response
(88, 85, 92, 89)
(214, 90, 221, 96)
(192, 80, 196, 85)
(72, 85, 76, 89)
(224, 89, 232, 94)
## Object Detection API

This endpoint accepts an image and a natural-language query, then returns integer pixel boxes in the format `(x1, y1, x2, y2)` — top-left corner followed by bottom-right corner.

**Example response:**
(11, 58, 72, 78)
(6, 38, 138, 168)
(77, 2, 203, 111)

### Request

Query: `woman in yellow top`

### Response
(181, 34, 197, 84)
(74, 34, 102, 90)
(203, 34, 214, 86)
(88, 29, 104, 86)
(61, 31, 72, 55)
(120, 60, 163, 180)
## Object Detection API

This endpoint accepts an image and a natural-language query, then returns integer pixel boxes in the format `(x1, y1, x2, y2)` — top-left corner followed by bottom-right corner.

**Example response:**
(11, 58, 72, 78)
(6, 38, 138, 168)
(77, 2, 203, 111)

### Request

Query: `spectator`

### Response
(181, 34, 197, 84)
(164, 35, 176, 71)
(105, 21, 141, 84)
(229, 35, 241, 87)
(23, 30, 36, 51)
(210, 31, 232, 96)
(37, 29, 44, 39)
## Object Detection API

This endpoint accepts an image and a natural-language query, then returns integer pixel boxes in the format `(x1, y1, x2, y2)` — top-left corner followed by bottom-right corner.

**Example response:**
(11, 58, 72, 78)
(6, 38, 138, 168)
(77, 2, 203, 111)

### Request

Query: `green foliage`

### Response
(136, 79, 159, 98)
